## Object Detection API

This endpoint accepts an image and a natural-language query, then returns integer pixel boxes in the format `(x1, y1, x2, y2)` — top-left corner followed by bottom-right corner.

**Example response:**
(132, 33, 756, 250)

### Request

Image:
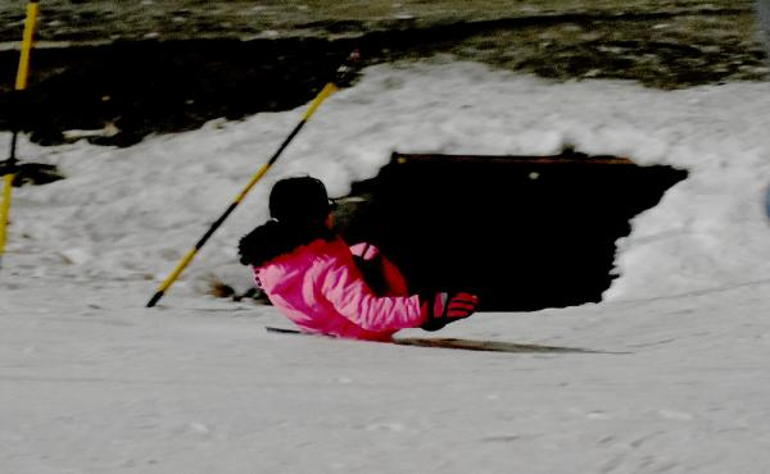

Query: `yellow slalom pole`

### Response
(146, 53, 358, 307)
(0, 174, 14, 260)
(16, 1, 39, 91)
(0, 0, 38, 269)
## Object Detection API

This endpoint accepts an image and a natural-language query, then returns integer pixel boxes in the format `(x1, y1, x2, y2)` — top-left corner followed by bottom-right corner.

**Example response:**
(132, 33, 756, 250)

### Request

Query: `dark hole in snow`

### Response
(333, 149, 688, 312)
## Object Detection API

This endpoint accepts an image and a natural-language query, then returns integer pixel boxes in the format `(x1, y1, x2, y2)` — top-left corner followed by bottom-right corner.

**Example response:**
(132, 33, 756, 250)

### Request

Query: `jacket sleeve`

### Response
(349, 242, 409, 296)
(318, 257, 425, 332)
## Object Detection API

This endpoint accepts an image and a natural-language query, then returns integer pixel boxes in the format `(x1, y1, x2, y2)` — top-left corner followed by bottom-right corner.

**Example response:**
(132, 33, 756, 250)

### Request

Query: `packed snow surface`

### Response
(3, 62, 770, 473)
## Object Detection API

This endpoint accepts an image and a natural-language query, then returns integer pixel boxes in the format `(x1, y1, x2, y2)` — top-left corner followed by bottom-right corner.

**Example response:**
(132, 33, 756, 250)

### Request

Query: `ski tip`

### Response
(265, 326, 303, 335)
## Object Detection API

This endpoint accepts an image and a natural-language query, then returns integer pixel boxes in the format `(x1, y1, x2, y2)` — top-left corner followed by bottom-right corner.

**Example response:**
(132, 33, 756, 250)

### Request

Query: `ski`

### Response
(265, 326, 616, 354)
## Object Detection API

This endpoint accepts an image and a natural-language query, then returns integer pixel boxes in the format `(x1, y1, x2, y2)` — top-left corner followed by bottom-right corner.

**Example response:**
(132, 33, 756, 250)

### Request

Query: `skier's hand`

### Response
(420, 292, 479, 332)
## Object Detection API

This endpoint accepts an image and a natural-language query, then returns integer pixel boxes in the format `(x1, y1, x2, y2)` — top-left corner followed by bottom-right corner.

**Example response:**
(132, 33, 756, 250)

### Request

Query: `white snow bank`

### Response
(4, 61, 770, 474)
(4, 61, 770, 301)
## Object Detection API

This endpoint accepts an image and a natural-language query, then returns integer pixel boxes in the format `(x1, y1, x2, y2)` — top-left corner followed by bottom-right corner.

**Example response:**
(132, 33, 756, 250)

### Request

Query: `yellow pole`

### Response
(146, 61, 354, 307)
(16, 2, 39, 91)
(0, 1, 38, 269)
(0, 174, 14, 261)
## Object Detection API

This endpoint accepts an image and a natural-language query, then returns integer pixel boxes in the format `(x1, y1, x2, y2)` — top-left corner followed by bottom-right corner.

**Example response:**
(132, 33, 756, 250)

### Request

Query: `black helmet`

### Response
(269, 176, 333, 224)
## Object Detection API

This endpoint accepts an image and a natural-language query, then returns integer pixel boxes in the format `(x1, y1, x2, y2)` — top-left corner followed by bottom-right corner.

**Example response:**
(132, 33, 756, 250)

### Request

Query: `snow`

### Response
(2, 61, 770, 473)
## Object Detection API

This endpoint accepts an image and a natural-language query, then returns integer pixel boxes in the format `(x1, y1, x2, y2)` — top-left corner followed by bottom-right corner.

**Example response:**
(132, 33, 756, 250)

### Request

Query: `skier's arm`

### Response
(319, 259, 425, 332)
(349, 242, 409, 295)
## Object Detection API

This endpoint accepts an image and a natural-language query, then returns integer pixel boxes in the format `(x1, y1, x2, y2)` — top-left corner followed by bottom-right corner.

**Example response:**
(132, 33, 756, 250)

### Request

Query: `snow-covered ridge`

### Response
(4, 61, 770, 301)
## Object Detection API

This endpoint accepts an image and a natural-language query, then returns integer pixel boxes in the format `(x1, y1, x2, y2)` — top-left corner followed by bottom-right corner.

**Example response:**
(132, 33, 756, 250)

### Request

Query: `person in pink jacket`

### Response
(238, 176, 479, 341)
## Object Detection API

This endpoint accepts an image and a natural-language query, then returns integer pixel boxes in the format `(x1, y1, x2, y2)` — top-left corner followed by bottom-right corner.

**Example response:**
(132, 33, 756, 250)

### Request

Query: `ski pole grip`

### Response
(334, 49, 361, 85)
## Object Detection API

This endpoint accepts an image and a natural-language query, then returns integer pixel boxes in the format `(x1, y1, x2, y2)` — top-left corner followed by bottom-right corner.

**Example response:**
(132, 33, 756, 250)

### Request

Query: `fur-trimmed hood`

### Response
(238, 220, 335, 268)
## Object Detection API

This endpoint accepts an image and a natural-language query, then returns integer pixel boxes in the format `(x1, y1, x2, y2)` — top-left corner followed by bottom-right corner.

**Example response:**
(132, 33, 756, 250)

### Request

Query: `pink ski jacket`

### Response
(254, 238, 426, 341)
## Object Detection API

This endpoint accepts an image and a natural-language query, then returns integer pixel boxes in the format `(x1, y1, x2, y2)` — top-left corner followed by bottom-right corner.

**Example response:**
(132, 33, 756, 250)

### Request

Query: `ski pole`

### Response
(0, 0, 38, 270)
(146, 50, 360, 307)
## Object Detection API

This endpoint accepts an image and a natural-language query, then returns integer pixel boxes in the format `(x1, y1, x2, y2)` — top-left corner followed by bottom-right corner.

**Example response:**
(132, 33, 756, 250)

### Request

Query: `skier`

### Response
(238, 176, 479, 341)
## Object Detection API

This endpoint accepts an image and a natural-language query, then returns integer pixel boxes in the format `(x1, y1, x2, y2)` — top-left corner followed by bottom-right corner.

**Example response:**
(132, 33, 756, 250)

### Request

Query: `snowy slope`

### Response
(3, 62, 770, 473)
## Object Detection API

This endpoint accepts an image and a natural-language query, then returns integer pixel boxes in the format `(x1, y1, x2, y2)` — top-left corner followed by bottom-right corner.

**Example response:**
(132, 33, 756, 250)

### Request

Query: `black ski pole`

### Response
(147, 50, 360, 307)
